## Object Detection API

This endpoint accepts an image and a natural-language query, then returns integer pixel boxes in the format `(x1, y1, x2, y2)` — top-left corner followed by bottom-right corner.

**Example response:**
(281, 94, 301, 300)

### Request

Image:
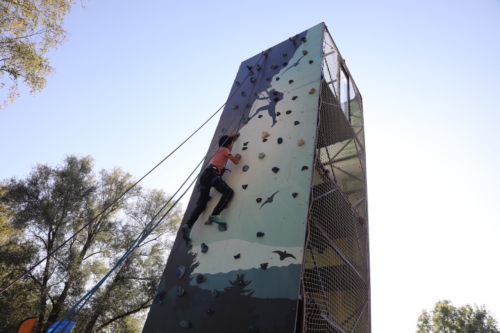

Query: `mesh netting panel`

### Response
(301, 28, 370, 333)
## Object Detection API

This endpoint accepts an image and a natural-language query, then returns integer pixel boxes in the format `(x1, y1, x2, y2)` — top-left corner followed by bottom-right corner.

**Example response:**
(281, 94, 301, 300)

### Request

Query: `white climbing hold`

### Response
(262, 131, 270, 139)
(302, 50, 308, 55)
(298, 139, 305, 146)
(309, 88, 316, 94)
(258, 153, 265, 159)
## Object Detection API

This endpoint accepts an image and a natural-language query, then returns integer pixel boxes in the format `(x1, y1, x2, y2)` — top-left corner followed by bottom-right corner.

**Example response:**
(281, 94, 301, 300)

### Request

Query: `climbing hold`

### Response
(257, 232, 265, 237)
(246, 103, 252, 108)
(283, 62, 288, 66)
(256, 64, 262, 71)
(231, 104, 238, 110)
(260, 263, 268, 270)
(258, 115, 262, 118)
(250, 77, 256, 83)
(235, 81, 240, 86)
(242, 184, 248, 189)
(289, 80, 293, 84)
(234, 253, 241, 259)
(283, 53, 288, 57)
(177, 287, 185, 297)
(309, 88, 316, 94)
(241, 91, 246, 96)
(247, 65, 253, 70)
(244, 142, 248, 146)
(186, 240, 193, 248)
(298, 139, 305, 146)
(286, 110, 292, 114)
(267, 83, 272, 88)
(272, 91, 278, 96)
(309, 60, 314, 64)
(266, 77, 271, 81)
(242, 115, 250, 124)
(201, 243, 209, 253)
(272, 167, 280, 173)
(292, 192, 298, 198)
(302, 50, 308, 55)
(271, 64, 278, 69)
(276, 77, 280, 81)
(249, 71, 254, 76)
(180, 320, 192, 329)
(273, 97, 279, 102)
(196, 274, 204, 284)
(243, 165, 249, 172)
(277, 112, 281, 116)
(292, 96, 297, 100)
(262, 139, 267, 142)
(262, 131, 270, 139)
(154, 290, 166, 304)
(242, 147, 248, 150)
(206, 309, 214, 315)
(211, 290, 219, 298)
(176, 266, 185, 279)
(301, 37, 307, 42)
(254, 92, 259, 96)
(256, 198, 262, 203)
(277, 138, 283, 144)
(248, 326, 259, 333)
(258, 153, 265, 159)
(294, 121, 300, 125)
(302, 166, 309, 171)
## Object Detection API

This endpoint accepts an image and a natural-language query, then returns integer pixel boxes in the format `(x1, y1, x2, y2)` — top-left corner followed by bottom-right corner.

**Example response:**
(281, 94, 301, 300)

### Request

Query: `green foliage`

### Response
(0, 184, 38, 332)
(0, 0, 76, 108)
(417, 300, 500, 333)
(1, 156, 182, 333)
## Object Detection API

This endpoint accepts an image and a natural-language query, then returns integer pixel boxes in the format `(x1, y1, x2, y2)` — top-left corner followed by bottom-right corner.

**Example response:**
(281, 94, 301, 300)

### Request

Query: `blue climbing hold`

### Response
(177, 287, 185, 297)
(276, 77, 280, 81)
(260, 263, 268, 270)
(241, 91, 246, 96)
(301, 37, 307, 42)
(271, 64, 278, 69)
(309, 60, 314, 64)
(256, 64, 262, 71)
(272, 167, 280, 173)
(250, 77, 256, 83)
(283, 62, 288, 66)
(235, 81, 240, 86)
(176, 266, 185, 279)
(292, 96, 297, 100)
(247, 65, 253, 70)
(211, 290, 219, 297)
(154, 290, 166, 304)
(196, 274, 204, 284)
(180, 320, 192, 329)
(234, 253, 241, 259)
(286, 110, 292, 114)
(201, 243, 209, 253)
(294, 121, 300, 125)
(243, 165, 249, 172)
(277, 138, 283, 144)
(232, 104, 238, 109)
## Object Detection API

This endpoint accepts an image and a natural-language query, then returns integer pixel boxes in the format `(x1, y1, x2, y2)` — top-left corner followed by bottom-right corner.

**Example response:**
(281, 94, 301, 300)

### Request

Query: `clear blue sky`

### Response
(1, 0, 499, 331)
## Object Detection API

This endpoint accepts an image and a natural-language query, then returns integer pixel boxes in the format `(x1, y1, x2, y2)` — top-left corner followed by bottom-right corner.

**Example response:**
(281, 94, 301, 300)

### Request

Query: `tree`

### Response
(0, 184, 38, 332)
(2, 156, 182, 333)
(0, 0, 76, 108)
(417, 300, 500, 333)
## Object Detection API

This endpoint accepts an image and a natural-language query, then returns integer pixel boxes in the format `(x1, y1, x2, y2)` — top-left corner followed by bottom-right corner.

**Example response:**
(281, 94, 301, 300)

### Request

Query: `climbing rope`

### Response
(0, 53, 265, 296)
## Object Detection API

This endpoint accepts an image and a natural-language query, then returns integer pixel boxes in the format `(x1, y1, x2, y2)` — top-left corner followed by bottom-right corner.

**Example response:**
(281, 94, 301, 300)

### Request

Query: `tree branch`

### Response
(96, 299, 152, 332)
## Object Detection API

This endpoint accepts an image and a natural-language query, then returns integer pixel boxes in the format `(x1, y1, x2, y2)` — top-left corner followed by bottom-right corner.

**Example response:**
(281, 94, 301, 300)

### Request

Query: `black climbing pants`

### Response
(186, 167, 234, 229)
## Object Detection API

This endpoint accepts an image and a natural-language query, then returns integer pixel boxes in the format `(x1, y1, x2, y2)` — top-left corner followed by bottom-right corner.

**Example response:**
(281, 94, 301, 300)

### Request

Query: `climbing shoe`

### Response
(181, 225, 191, 241)
(208, 215, 226, 224)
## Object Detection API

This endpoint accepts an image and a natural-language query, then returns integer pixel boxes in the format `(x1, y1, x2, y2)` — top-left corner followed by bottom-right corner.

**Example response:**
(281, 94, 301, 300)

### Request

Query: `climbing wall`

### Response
(142, 22, 370, 333)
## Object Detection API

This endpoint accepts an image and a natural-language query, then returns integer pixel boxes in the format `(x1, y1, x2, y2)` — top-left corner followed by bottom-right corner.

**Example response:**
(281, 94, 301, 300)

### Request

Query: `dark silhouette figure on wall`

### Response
(250, 88, 284, 127)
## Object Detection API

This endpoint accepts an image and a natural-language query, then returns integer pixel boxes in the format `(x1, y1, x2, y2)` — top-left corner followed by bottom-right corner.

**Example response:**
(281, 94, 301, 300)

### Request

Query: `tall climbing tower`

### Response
(142, 22, 370, 333)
